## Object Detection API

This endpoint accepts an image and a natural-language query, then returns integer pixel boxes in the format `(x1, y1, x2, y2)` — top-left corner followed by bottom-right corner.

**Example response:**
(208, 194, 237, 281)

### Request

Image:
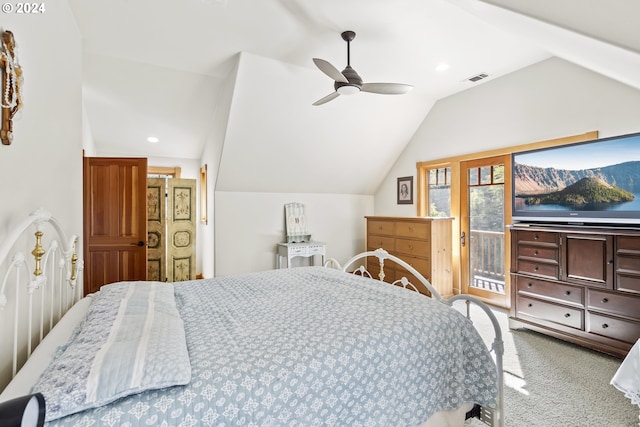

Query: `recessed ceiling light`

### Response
(435, 63, 449, 72)
(147, 136, 159, 143)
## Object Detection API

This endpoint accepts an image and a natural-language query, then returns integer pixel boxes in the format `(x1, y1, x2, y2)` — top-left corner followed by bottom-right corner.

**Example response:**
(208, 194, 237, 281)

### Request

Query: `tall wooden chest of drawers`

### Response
(365, 216, 453, 298)
(509, 224, 640, 358)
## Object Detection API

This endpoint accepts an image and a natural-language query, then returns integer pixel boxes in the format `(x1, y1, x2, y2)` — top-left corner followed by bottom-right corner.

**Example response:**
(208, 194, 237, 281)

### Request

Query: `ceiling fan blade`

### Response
(361, 83, 414, 95)
(313, 58, 348, 83)
(312, 91, 340, 106)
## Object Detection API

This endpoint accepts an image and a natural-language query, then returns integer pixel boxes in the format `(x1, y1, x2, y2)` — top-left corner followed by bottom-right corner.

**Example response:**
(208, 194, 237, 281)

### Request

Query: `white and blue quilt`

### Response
(38, 266, 497, 427)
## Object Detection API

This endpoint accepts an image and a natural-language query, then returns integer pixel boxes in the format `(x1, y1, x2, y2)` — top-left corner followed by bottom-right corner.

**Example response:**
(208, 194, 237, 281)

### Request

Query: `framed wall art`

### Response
(397, 176, 413, 204)
(200, 164, 208, 224)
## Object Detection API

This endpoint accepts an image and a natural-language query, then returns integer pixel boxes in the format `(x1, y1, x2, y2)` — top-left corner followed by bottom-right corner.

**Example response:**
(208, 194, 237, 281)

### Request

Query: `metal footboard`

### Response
(328, 248, 505, 427)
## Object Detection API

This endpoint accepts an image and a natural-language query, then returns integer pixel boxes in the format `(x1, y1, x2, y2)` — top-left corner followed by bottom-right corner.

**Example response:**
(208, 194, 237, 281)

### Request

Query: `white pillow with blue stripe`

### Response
(32, 281, 191, 422)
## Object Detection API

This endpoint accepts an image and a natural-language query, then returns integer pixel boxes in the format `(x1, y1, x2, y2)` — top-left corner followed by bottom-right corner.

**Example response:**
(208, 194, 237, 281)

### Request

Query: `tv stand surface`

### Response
(513, 221, 640, 232)
(508, 224, 640, 358)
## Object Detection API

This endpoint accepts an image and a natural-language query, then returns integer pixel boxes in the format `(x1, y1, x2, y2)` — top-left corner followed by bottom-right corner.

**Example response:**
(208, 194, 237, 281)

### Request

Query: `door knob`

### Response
(130, 241, 145, 247)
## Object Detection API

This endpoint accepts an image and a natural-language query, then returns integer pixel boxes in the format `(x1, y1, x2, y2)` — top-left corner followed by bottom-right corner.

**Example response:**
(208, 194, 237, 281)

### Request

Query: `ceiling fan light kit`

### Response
(312, 30, 413, 106)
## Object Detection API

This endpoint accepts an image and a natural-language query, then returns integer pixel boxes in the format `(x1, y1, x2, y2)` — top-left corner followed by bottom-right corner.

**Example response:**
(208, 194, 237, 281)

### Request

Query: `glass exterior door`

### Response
(461, 156, 508, 307)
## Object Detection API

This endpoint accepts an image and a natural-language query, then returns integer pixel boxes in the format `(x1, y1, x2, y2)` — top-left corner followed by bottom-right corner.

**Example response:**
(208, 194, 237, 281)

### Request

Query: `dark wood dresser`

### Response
(365, 216, 453, 298)
(509, 224, 640, 358)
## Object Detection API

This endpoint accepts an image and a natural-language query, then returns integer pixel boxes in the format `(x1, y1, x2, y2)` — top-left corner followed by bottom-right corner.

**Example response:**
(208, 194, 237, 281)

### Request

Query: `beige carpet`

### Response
(453, 302, 639, 427)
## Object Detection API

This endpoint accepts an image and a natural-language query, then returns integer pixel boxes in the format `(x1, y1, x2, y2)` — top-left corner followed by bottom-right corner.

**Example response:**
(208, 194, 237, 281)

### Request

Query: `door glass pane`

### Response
(429, 169, 437, 185)
(468, 165, 505, 294)
(493, 165, 504, 184)
(480, 166, 492, 185)
(429, 167, 451, 217)
(469, 168, 479, 186)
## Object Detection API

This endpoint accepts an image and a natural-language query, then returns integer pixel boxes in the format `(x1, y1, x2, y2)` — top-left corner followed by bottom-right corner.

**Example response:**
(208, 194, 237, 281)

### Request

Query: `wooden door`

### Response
(147, 178, 166, 281)
(167, 178, 196, 281)
(83, 157, 148, 294)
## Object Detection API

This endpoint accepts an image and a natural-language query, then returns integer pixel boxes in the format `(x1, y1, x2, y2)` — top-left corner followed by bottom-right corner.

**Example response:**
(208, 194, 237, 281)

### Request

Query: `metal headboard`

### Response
(0, 208, 83, 391)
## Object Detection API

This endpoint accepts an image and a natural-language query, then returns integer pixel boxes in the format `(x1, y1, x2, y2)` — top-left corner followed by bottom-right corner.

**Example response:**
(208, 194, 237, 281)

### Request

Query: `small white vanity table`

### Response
(277, 242, 326, 268)
(278, 202, 325, 268)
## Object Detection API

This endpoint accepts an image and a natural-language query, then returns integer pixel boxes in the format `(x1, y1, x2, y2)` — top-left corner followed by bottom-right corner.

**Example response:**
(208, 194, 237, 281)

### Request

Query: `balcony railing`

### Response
(470, 229, 505, 293)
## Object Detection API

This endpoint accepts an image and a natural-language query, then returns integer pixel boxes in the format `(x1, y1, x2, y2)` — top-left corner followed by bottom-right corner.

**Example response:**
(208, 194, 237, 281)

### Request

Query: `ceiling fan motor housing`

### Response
(335, 65, 363, 93)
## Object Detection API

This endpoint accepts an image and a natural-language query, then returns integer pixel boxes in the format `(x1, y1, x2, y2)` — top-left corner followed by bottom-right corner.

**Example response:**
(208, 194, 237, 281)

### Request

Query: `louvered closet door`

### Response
(167, 178, 196, 282)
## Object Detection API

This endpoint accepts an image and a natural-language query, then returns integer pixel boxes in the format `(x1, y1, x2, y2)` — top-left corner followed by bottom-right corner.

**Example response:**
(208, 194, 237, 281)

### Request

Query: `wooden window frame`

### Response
(416, 131, 599, 297)
(148, 166, 181, 178)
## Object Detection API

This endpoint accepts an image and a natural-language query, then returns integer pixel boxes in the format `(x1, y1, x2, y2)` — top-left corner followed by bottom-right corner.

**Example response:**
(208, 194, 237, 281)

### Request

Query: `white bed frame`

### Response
(0, 209, 83, 391)
(329, 249, 505, 427)
(0, 210, 502, 426)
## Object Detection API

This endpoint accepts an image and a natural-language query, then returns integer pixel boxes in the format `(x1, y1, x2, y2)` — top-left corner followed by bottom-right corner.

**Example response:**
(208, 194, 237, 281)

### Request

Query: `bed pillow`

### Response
(31, 281, 191, 422)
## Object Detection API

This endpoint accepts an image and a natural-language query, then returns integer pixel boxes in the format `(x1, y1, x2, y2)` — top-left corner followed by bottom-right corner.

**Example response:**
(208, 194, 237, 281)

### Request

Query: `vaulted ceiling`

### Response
(69, 0, 640, 194)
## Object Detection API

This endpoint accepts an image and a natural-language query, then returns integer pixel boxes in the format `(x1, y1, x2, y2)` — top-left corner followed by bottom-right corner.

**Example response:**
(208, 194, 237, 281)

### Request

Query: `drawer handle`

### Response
(534, 267, 539, 271)
(602, 323, 609, 329)
(601, 298, 609, 304)
(564, 313, 571, 318)
(534, 250, 539, 256)
(409, 227, 414, 232)
(565, 291, 571, 296)
(408, 245, 413, 250)
(527, 283, 533, 288)
(528, 303, 533, 307)
(534, 234, 539, 240)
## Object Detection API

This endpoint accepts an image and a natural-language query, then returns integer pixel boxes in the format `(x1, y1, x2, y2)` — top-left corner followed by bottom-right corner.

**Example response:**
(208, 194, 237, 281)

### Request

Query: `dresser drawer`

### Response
(395, 238, 429, 258)
(368, 220, 395, 236)
(616, 272, 640, 295)
(307, 244, 325, 255)
(516, 295, 583, 330)
(516, 259, 559, 280)
(367, 236, 395, 252)
(395, 221, 429, 239)
(516, 230, 559, 245)
(616, 253, 640, 294)
(516, 276, 583, 306)
(289, 246, 307, 255)
(517, 245, 558, 262)
(395, 256, 430, 276)
(615, 236, 640, 294)
(587, 289, 640, 321)
(587, 313, 640, 344)
(617, 235, 640, 252)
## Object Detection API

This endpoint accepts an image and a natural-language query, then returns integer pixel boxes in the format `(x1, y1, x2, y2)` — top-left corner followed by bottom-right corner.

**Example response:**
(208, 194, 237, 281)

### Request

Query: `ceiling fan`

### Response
(312, 30, 413, 106)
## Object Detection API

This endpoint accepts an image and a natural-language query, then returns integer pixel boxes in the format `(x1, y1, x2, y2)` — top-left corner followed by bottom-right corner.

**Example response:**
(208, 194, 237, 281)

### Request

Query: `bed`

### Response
(0, 209, 504, 427)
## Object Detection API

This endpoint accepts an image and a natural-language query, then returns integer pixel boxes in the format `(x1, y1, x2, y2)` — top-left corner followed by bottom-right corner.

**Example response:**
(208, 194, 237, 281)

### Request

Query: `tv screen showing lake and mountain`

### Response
(512, 132, 640, 224)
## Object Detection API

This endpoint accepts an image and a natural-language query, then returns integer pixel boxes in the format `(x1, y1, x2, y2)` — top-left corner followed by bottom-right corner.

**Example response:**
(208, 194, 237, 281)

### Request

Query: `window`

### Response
(148, 166, 181, 178)
(428, 167, 451, 217)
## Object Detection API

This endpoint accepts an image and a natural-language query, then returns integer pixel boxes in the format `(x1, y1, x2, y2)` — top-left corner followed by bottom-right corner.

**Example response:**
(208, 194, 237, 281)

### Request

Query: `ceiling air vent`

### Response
(466, 73, 489, 83)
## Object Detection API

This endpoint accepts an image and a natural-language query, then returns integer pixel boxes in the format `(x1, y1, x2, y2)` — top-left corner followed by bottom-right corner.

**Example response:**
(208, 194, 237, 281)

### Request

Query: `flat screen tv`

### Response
(512, 131, 640, 226)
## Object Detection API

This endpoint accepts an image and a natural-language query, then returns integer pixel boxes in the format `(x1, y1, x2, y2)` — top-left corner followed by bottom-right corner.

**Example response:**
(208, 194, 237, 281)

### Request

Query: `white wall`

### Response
(214, 192, 373, 276)
(374, 57, 640, 215)
(0, 1, 83, 389)
(0, 3, 83, 244)
(199, 55, 239, 278)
